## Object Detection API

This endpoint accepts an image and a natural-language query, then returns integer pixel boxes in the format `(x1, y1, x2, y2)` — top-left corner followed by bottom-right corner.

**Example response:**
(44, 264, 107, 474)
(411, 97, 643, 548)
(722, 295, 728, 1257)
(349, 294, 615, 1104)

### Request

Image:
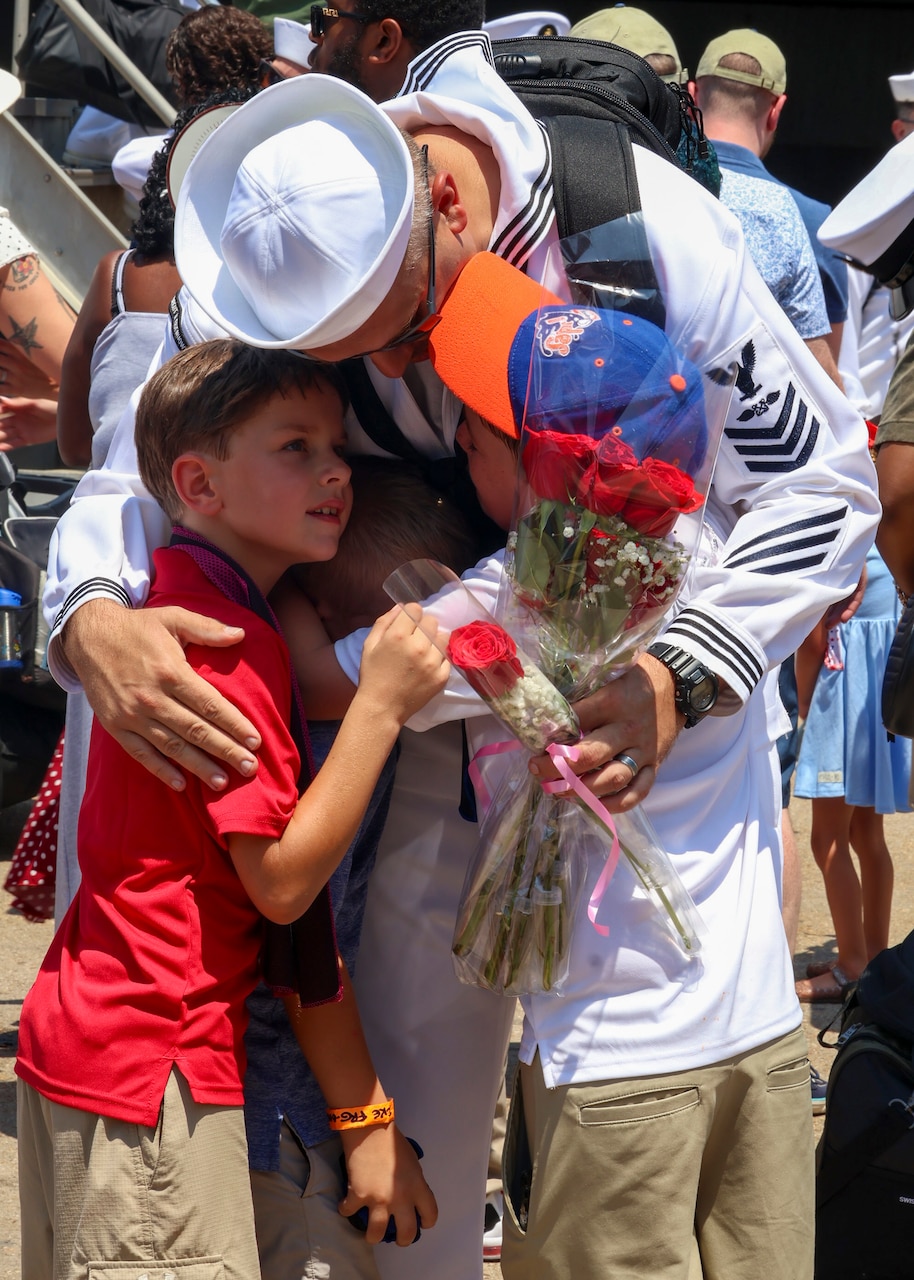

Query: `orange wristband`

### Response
(326, 1098, 395, 1131)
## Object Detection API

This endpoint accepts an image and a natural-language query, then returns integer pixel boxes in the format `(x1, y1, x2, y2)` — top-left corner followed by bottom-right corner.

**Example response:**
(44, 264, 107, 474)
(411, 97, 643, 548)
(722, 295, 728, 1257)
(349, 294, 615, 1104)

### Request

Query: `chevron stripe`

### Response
(726, 506, 847, 571)
(725, 382, 821, 472)
(664, 610, 764, 693)
(55, 577, 131, 631)
(400, 32, 494, 95)
(490, 123, 554, 267)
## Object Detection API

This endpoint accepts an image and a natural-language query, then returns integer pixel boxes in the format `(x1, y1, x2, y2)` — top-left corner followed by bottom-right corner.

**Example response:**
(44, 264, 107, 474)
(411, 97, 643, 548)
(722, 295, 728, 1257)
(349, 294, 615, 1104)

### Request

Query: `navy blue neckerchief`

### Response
(170, 526, 341, 1006)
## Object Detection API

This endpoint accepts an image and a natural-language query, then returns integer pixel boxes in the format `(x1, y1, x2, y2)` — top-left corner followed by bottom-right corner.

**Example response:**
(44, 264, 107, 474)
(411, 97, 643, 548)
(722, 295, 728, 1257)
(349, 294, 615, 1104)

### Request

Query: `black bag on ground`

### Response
(815, 933, 914, 1279)
(881, 596, 914, 739)
(16, 0, 186, 127)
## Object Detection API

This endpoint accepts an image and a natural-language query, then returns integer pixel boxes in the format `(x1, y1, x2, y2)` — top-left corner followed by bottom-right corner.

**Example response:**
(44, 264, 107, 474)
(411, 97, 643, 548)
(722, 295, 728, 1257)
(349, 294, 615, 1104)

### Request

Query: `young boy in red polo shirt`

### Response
(15, 339, 446, 1280)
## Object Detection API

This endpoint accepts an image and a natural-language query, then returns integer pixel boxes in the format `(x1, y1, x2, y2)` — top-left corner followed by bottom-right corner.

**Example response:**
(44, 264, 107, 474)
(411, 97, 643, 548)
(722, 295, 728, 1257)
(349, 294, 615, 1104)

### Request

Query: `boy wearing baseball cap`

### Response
(372, 251, 822, 1279)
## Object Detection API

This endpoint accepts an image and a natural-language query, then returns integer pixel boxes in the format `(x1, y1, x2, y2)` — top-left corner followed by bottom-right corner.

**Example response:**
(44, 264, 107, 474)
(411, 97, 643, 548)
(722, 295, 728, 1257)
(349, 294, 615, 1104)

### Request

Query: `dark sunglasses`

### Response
(309, 5, 374, 38)
(376, 147, 441, 353)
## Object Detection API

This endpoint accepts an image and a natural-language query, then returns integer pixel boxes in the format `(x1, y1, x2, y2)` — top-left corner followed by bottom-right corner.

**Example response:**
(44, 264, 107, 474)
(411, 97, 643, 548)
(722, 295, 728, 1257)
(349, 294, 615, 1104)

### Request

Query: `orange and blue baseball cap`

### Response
(429, 252, 708, 470)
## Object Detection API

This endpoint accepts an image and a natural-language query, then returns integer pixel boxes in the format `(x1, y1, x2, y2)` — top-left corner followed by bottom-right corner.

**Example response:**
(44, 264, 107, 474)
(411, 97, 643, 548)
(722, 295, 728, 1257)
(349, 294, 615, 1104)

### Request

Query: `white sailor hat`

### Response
(890, 70, 914, 105)
(484, 11, 571, 39)
(819, 129, 914, 320)
(174, 74, 414, 351)
(272, 17, 312, 70)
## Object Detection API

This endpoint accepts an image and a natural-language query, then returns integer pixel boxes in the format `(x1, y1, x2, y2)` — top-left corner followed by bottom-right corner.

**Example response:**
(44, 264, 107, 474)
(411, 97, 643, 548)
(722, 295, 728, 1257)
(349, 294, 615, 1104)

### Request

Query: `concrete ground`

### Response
(2, 795, 913, 1280)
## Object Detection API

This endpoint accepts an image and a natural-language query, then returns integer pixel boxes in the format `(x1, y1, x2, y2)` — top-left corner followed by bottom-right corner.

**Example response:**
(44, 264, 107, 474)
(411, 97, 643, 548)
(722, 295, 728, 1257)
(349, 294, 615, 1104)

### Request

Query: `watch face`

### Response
(690, 678, 717, 713)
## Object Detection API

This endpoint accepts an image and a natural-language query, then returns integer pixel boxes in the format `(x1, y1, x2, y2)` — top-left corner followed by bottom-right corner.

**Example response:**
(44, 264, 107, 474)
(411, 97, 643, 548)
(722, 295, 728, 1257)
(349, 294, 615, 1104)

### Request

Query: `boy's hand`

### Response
(61, 599, 261, 790)
(356, 605, 449, 725)
(338, 1123, 438, 1247)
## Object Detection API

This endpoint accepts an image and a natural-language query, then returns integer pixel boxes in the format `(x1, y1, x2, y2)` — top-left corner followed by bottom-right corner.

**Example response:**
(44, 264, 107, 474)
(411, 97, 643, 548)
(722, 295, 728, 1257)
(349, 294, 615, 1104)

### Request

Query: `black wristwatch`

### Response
(647, 642, 719, 728)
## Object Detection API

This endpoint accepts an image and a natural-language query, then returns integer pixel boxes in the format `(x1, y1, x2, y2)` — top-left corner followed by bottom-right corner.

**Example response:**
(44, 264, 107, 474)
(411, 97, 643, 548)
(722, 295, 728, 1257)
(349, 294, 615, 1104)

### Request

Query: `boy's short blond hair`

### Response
(136, 339, 347, 522)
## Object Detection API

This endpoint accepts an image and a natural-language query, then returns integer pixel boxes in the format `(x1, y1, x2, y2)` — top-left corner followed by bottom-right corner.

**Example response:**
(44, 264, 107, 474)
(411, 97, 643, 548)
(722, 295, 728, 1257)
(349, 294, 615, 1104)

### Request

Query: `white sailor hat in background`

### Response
(890, 69, 914, 104)
(483, 11, 571, 39)
(174, 74, 414, 351)
(272, 17, 312, 70)
(819, 129, 914, 320)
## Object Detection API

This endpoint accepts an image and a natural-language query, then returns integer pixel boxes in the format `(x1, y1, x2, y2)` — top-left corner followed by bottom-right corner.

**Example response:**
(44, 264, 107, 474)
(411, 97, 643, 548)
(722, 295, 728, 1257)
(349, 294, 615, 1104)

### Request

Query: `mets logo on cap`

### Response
(536, 308, 600, 357)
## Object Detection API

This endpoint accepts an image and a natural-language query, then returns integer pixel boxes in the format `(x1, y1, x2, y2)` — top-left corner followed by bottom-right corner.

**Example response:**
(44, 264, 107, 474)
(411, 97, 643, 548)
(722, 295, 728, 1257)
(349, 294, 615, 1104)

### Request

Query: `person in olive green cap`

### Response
(569, 4, 685, 82)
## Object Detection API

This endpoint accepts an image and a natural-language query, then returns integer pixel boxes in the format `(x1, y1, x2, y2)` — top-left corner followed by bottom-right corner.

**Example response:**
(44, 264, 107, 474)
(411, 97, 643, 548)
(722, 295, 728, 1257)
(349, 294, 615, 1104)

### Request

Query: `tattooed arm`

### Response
(0, 252, 75, 390)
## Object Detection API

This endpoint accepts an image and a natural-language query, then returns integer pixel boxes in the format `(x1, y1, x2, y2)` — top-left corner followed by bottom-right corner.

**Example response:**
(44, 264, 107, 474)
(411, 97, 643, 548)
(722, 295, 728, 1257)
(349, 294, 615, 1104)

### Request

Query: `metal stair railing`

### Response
(4, 0, 183, 308)
(0, 106, 127, 312)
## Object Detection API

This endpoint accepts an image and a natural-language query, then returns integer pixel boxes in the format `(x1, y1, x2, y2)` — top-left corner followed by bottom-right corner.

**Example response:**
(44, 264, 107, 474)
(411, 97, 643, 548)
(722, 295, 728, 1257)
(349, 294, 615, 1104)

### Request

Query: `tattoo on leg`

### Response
(8, 316, 43, 355)
(8, 255, 39, 287)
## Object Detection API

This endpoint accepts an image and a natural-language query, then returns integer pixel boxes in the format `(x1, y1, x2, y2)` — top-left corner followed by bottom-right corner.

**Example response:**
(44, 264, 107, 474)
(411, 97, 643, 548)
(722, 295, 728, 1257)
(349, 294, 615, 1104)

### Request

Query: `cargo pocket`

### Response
(88, 1259, 225, 1279)
(503, 1069, 533, 1236)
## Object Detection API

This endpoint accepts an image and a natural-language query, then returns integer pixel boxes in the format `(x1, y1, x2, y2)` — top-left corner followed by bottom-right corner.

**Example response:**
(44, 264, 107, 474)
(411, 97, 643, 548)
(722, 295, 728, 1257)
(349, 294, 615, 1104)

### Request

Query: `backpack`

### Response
(342, 37, 699, 535)
(490, 35, 691, 232)
(815, 934, 914, 1279)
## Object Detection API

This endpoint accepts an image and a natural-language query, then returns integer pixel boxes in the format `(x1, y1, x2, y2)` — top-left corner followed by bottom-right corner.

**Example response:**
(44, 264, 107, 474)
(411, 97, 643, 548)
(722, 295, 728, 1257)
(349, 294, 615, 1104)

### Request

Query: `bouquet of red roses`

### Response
(420, 245, 736, 995)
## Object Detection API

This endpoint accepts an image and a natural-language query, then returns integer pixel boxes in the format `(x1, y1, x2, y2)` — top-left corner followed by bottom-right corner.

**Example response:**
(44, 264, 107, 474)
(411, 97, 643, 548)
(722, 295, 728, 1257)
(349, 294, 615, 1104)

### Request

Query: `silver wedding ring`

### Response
(613, 753, 639, 781)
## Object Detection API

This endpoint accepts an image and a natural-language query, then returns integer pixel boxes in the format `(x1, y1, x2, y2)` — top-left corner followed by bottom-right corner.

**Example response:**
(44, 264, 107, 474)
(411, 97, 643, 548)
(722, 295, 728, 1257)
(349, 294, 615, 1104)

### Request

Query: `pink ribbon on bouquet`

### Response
(467, 739, 523, 811)
(541, 743, 621, 937)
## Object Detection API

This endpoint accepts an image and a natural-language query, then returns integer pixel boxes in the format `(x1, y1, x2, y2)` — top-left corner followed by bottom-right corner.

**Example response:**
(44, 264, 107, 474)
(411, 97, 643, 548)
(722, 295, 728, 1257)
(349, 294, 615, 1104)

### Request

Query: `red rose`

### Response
(586, 449, 702, 537)
(447, 621, 525, 700)
(522, 430, 595, 502)
(580, 434, 640, 517)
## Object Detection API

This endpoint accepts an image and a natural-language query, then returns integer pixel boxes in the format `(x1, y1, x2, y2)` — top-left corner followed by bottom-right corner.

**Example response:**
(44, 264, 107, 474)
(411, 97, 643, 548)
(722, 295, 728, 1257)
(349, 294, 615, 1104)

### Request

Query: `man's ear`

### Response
(172, 452, 222, 516)
(768, 92, 787, 131)
(431, 169, 469, 237)
(365, 16, 405, 66)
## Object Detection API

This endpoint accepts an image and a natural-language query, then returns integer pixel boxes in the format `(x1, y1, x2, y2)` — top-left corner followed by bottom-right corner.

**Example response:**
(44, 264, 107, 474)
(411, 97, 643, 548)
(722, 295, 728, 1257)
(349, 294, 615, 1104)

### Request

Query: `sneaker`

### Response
(483, 1190, 504, 1262)
(810, 1063, 828, 1115)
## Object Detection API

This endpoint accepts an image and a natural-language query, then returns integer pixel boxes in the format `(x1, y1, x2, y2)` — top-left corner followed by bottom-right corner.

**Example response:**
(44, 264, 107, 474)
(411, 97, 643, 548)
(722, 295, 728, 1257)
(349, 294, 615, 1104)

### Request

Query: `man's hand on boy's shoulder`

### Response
(528, 655, 682, 811)
(61, 598, 262, 791)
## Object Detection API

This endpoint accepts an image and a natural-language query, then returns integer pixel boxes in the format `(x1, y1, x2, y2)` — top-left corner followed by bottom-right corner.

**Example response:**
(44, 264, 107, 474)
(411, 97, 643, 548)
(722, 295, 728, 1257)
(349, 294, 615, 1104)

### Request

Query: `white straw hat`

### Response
(272, 18, 312, 69)
(175, 74, 414, 350)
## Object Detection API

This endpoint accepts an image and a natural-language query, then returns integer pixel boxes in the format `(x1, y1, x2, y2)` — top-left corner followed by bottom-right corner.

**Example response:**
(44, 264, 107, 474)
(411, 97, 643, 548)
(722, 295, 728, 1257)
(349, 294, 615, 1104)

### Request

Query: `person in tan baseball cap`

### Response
(568, 5, 686, 83)
(694, 28, 786, 97)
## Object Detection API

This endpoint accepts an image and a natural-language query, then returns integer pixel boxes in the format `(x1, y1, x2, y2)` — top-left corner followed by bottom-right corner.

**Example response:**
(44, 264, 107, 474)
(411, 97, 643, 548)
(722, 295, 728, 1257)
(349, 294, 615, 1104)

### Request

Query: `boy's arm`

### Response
(228, 606, 448, 924)
(271, 576, 359, 719)
(282, 968, 438, 1246)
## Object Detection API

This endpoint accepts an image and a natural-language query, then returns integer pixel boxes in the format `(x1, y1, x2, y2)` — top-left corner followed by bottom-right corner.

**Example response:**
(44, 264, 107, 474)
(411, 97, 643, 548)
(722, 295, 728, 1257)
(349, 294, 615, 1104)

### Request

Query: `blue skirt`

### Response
(794, 549, 912, 813)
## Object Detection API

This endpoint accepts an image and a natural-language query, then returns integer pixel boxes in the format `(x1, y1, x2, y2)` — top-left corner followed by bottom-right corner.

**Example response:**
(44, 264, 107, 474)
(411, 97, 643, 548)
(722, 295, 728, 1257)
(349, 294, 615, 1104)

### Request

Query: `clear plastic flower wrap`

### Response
(386, 215, 737, 994)
(385, 558, 707, 995)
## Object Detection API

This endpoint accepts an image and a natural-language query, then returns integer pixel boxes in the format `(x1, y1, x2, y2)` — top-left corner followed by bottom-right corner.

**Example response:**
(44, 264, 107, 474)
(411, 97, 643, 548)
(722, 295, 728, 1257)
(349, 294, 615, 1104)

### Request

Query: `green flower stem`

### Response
(574, 798, 697, 954)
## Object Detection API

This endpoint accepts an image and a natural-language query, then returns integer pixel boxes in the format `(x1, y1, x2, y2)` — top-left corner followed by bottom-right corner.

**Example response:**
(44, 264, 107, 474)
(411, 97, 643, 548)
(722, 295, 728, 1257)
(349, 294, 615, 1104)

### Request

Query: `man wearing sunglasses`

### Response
(44, 19, 879, 1280)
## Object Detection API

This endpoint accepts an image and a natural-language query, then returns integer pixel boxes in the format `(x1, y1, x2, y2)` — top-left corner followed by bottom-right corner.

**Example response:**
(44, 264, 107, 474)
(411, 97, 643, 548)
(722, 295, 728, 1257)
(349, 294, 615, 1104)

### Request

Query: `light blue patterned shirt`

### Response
(716, 165, 830, 340)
